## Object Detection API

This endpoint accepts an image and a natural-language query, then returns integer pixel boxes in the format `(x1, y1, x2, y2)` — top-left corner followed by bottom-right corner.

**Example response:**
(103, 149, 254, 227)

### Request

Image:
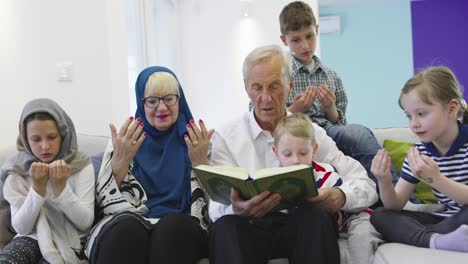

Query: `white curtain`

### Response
(125, 0, 182, 114)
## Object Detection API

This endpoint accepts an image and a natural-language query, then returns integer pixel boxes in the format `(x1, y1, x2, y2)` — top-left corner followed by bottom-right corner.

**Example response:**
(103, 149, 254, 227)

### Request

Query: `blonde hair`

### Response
(145, 72, 180, 96)
(399, 66, 467, 123)
(274, 113, 316, 146)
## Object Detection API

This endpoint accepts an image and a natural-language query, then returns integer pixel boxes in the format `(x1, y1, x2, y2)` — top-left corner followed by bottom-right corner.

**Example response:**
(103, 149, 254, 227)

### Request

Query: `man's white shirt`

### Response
(208, 111, 378, 222)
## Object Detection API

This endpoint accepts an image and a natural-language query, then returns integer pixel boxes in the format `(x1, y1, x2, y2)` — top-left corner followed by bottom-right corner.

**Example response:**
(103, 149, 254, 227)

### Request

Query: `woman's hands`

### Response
(29, 160, 72, 197)
(110, 117, 147, 185)
(184, 119, 214, 167)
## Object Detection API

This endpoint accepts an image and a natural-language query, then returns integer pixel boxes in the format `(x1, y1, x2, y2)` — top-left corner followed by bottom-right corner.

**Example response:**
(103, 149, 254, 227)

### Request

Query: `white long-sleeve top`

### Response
(208, 111, 378, 222)
(4, 163, 95, 239)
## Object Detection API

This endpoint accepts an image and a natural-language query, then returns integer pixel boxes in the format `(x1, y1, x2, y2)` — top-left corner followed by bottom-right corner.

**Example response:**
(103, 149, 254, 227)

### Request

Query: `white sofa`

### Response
(1, 129, 467, 263)
(370, 128, 467, 264)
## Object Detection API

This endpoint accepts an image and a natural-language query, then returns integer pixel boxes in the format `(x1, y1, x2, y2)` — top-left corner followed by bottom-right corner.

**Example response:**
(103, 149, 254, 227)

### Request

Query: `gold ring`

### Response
(192, 140, 199, 146)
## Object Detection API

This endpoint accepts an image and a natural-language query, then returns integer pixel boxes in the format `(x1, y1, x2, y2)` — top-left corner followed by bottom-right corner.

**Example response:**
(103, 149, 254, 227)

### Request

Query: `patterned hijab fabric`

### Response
(133, 66, 194, 218)
(0, 98, 90, 180)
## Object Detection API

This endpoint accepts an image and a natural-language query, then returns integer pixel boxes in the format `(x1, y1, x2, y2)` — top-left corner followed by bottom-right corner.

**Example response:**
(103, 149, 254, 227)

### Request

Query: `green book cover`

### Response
(193, 164, 318, 211)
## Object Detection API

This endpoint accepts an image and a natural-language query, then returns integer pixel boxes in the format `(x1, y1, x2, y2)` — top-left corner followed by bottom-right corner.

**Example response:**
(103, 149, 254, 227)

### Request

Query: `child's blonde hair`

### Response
(274, 113, 316, 146)
(399, 66, 468, 123)
(145, 71, 180, 96)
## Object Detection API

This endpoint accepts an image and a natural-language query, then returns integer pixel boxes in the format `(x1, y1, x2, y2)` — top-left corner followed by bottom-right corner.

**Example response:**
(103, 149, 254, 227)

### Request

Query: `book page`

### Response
(195, 165, 249, 180)
(252, 164, 310, 179)
(252, 164, 317, 211)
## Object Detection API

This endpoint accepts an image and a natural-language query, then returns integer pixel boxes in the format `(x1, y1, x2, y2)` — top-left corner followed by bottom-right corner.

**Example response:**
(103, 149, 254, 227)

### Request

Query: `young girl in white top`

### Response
(0, 98, 95, 263)
(371, 66, 468, 252)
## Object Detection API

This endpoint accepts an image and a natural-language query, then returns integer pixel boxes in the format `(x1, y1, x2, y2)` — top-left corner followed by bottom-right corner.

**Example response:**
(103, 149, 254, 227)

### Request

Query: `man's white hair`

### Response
(242, 44, 292, 88)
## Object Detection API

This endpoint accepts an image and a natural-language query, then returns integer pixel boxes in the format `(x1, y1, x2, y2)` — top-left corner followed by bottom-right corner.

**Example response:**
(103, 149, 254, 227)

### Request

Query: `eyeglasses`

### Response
(142, 94, 179, 109)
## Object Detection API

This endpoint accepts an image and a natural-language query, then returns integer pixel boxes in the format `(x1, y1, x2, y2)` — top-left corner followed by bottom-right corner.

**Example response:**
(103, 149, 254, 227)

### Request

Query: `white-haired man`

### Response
(207, 44, 378, 264)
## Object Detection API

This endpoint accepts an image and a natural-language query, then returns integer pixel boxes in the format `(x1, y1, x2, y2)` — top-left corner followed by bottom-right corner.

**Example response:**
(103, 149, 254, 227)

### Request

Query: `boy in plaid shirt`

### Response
(279, 1, 398, 197)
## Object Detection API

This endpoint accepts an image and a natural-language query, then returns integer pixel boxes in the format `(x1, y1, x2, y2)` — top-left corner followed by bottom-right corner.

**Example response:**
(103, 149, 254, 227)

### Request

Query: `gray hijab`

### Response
(1, 98, 90, 182)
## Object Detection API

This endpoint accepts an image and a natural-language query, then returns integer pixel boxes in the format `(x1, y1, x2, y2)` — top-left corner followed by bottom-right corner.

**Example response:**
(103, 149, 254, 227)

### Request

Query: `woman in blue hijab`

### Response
(86, 66, 211, 264)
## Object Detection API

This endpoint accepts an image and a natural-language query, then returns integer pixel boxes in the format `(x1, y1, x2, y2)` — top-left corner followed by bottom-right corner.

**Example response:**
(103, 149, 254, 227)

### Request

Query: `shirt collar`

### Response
(291, 55, 323, 75)
(423, 121, 468, 157)
(248, 110, 289, 140)
(248, 110, 264, 139)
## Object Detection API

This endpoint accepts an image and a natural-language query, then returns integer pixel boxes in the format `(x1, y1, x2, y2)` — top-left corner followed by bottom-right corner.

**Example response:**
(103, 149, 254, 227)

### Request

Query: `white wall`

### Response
(0, 0, 130, 147)
(0, 0, 318, 147)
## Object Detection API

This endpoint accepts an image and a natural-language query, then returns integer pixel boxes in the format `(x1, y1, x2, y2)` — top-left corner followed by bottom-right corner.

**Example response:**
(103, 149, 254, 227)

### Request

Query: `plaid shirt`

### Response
(287, 55, 347, 128)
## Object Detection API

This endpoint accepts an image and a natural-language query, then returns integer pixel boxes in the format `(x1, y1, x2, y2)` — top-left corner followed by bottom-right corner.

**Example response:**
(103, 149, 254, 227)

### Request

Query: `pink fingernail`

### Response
(129, 116, 134, 120)
(190, 119, 195, 124)
(199, 119, 204, 123)
(184, 135, 188, 139)
(187, 124, 191, 128)
(140, 123, 144, 127)
(136, 117, 141, 122)
(143, 132, 147, 136)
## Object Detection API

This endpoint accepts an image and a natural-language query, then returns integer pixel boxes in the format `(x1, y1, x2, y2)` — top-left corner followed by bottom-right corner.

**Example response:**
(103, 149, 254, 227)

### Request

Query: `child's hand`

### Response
(29, 162, 49, 197)
(371, 149, 393, 184)
(48, 160, 71, 196)
(316, 85, 336, 110)
(288, 86, 316, 113)
(407, 147, 441, 184)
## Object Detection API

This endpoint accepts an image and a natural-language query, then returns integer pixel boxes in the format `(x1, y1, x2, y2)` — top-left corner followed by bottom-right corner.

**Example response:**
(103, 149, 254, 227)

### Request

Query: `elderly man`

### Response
(207, 45, 377, 264)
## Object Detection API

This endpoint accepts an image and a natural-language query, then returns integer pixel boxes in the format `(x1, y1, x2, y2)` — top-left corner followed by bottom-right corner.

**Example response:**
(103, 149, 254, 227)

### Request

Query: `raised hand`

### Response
(29, 162, 49, 197)
(316, 85, 336, 110)
(110, 117, 147, 185)
(184, 119, 214, 167)
(407, 147, 441, 184)
(306, 187, 345, 213)
(48, 160, 71, 196)
(231, 188, 281, 218)
(288, 86, 316, 113)
(371, 149, 393, 184)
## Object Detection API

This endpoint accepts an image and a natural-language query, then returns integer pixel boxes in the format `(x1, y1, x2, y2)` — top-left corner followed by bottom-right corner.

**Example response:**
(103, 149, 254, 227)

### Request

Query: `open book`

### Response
(193, 164, 318, 211)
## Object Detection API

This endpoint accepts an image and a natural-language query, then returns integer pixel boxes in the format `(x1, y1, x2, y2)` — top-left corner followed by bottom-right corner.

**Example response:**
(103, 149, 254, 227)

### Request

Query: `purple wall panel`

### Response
(411, 0, 468, 99)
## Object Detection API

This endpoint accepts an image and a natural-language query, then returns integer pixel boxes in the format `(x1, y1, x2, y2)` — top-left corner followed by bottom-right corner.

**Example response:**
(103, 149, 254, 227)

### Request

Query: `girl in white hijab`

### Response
(0, 98, 94, 264)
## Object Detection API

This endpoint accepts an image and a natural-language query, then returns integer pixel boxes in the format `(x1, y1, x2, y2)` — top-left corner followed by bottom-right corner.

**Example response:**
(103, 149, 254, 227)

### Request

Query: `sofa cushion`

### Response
(374, 243, 468, 264)
(372, 127, 419, 147)
(91, 152, 104, 178)
(383, 139, 437, 204)
(0, 200, 15, 248)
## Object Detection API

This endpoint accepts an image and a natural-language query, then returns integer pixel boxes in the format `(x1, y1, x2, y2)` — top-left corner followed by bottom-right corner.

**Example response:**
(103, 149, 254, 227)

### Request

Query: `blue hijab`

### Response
(133, 66, 193, 218)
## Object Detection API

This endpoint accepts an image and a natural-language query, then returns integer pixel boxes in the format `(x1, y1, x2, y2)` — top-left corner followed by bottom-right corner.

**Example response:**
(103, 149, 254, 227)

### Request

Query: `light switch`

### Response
(57, 62, 73, 82)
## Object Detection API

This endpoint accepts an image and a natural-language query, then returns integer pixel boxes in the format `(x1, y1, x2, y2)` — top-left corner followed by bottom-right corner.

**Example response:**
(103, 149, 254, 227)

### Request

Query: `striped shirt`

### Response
(401, 123, 468, 217)
(314, 161, 342, 188)
(313, 161, 372, 230)
(287, 55, 348, 129)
